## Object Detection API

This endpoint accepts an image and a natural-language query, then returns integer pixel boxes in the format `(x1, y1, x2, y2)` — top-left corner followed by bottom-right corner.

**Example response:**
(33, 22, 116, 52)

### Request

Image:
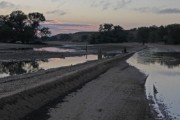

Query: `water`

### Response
(0, 55, 98, 78)
(34, 47, 76, 52)
(127, 48, 180, 120)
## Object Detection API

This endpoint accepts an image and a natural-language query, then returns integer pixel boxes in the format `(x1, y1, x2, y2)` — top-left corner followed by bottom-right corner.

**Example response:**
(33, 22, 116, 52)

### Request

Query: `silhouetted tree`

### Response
(136, 24, 180, 44)
(81, 35, 88, 42)
(99, 24, 114, 33)
(60, 34, 72, 41)
(166, 24, 180, 44)
(137, 27, 149, 44)
(90, 24, 127, 44)
(0, 10, 51, 44)
(99, 24, 103, 32)
(39, 27, 51, 38)
(114, 25, 123, 31)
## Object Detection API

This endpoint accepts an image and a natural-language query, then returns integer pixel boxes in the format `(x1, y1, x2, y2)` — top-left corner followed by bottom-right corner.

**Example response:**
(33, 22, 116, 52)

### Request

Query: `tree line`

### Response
(90, 24, 127, 44)
(0, 10, 51, 44)
(90, 23, 180, 44)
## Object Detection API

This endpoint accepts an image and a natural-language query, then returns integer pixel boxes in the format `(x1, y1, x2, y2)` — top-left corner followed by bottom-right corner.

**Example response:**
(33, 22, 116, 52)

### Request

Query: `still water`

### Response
(127, 48, 180, 120)
(0, 55, 98, 78)
(34, 47, 76, 52)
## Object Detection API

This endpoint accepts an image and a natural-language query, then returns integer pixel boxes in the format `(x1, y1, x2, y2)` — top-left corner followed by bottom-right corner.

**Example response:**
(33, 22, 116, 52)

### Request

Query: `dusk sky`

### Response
(0, 0, 180, 35)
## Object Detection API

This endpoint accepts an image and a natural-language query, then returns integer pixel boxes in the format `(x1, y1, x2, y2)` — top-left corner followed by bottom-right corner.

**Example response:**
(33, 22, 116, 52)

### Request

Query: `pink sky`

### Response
(41, 20, 98, 35)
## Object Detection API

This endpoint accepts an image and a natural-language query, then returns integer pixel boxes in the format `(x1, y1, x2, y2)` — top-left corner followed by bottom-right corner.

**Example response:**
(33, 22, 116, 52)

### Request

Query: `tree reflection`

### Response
(137, 51, 180, 68)
(0, 61, 40, 75)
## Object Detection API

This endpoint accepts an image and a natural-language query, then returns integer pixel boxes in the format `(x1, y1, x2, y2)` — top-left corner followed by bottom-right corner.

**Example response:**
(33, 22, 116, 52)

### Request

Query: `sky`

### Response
(0, 0, 180, 35)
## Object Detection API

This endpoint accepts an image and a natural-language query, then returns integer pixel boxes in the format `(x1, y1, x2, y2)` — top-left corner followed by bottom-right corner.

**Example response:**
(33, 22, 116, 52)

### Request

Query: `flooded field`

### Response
(0, 55, 98, 78)
(127, 48, 180, 120)
(0, 45, 122, 78)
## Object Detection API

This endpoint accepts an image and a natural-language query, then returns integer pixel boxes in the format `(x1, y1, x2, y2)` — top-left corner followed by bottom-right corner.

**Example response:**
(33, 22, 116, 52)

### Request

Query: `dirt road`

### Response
(34, 61, 151, 120)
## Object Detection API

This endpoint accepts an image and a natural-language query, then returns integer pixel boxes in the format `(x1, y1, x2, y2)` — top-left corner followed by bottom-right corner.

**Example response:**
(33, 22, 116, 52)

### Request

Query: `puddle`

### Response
(127, 48, 180, 120)
(34, 47, 76, 53)
(0, 55, 98, 78)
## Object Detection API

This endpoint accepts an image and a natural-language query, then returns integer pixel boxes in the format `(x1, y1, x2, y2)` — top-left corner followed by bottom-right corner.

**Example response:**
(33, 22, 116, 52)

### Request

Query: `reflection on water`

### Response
(0, 55, 98, 78)
(137, 49, 180, 68)
(0, 61, 40, 78)
(34, 47, 76, 53)
(127, 48, 180, 120)
(39, 55, 98, 70)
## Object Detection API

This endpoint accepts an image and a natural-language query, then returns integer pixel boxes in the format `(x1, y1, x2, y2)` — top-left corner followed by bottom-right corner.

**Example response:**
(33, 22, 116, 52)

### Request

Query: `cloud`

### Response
(51, 0, 66, 7)
(41, 20, 98, 35)
(43, 20, 64, 24)
(0, 1, 17, 9)
(46, 10, 67, 16)
(134, 7, 180, 14)
(91, 0, 132, 10)
(100, 1, 110, 10)
(114, 0, 132, 10)
(134, 7, 158, 13)
(157, 8, 180, 14)
(51, 0, 64, 2)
